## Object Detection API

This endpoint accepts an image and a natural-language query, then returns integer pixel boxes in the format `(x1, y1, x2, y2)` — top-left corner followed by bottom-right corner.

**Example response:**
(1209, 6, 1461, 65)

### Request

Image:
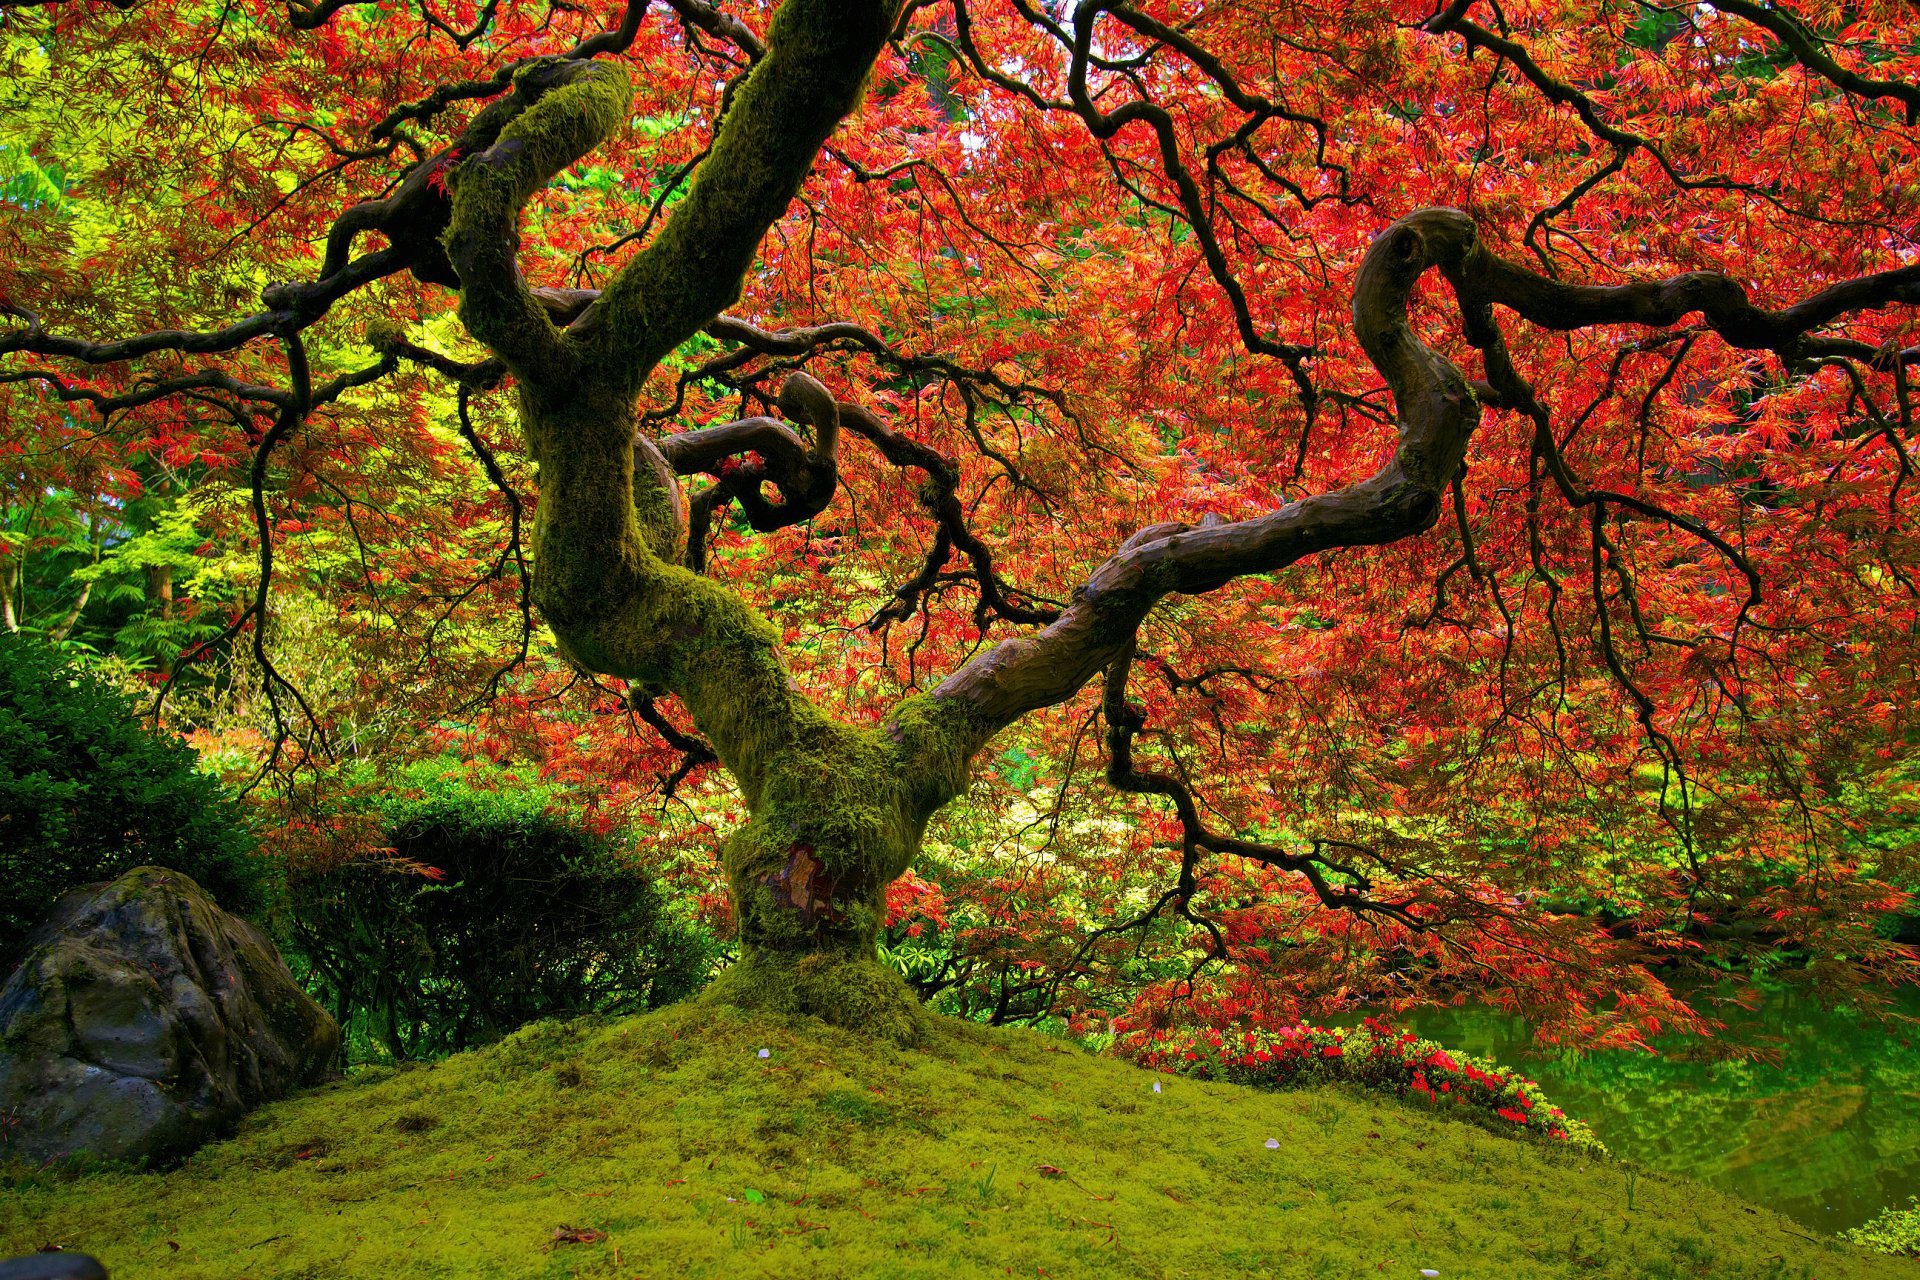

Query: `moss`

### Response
(630, 436, 685, 563)
(362, 317, 407, 354)
(717, 728, 917, 967)
(2, 1003, 1899, 1279)
(442, 59, 632, 383)
(881, 693, 985, 821)
(591, 0, 902, 379)
(702, 952, 926, 1046)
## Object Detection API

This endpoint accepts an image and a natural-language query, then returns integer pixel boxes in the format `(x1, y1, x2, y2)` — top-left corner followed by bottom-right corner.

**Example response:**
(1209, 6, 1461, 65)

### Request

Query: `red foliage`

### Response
(1, 0, 1916, 1047)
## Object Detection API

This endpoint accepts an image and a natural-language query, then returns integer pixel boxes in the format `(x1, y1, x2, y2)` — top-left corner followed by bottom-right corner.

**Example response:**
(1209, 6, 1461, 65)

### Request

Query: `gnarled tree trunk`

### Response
(519, 385, 979, 1039)
(429, 0, 1501, 1039)
(438, 0, 976, 1037)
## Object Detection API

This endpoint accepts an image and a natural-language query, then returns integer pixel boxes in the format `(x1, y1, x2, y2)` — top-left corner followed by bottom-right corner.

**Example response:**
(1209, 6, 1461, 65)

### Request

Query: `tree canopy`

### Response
(1, 0, 1916, 1044)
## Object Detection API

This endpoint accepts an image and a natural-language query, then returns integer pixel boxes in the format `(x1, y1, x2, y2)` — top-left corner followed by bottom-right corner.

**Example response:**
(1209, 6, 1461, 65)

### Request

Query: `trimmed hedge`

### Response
(280, 766, 715, 1060)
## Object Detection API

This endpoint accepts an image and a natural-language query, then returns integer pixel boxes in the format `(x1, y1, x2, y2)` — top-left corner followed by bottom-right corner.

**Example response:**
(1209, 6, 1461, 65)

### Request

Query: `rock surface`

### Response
(0, 1253, 109, 1280)
(0, 867, 337, 1168)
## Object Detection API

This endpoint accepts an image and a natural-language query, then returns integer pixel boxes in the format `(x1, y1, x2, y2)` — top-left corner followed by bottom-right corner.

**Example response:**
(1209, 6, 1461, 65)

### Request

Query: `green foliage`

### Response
(1373, 985, 1920, 1232)
(0, 481, 244, 674)
(278, 764, 716, 1060)
(1845, 1197, 1920, 1259)
(1, 1002, 1901, 1278)
(0, 631, 265, 966)
(0, 142, 68, 213)
(72, 493, 244, 672)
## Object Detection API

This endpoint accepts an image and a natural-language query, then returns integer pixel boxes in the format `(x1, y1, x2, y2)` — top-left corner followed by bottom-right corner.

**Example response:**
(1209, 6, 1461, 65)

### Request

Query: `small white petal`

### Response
(756, 1048, 770, 1059)
(1421, 1270, 1440, 1277)
(1264, 1138, 1280, 1150)
(1152, 1082, 1162, 1093)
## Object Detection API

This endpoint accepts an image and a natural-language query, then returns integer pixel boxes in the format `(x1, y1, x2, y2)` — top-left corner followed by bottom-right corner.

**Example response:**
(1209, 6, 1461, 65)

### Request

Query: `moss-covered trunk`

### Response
(435, 0, 933, 1036)
(513, 385, 979, 1039)
(703, 693, 974, 1043)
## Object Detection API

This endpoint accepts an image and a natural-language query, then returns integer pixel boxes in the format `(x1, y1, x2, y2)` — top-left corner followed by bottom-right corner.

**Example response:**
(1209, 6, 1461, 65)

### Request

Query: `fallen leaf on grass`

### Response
(550, 1226, 606, 1247)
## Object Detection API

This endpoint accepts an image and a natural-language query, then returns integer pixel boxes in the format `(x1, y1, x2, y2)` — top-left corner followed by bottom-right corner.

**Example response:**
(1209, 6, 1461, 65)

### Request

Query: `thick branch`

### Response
(1462, 253, 1920, 358)
(658, 372, 839, 570)
(583, 0, 901, 380)
(929, 209, 1485, 753)
(1708, 0, 1920, 125)
(366, 0, 653, 138)
(930, 202, 1920, 759)
(442, 58, 634, 386)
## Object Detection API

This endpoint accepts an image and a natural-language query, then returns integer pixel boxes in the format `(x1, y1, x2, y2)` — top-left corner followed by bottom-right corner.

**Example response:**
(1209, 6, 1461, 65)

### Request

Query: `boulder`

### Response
(0, 1253, 109, 1280)
(0, 867, 337, 1168)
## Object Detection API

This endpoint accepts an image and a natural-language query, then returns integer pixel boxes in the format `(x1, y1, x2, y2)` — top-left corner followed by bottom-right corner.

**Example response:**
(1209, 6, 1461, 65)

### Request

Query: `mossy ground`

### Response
(3, 1003, 1907, 1279)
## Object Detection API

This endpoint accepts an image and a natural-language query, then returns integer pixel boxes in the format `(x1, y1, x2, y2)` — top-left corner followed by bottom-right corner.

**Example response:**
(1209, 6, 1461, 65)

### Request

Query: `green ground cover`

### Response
(3, 1002, 1908, 1279)
(1362, 988, 1920, 1235)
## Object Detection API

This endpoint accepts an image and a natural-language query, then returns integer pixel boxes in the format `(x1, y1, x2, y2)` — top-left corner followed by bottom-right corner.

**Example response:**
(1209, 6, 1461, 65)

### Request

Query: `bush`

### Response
(0, 632, 266, 967)
(279, 766, 716, 1061)
(1117, 1016, 1607, 1152)
(1845, 1197, 1920, 1259)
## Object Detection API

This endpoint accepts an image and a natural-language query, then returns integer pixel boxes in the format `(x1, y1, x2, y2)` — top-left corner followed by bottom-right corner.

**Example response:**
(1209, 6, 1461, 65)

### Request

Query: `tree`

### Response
(1, 0, 1915, 1041)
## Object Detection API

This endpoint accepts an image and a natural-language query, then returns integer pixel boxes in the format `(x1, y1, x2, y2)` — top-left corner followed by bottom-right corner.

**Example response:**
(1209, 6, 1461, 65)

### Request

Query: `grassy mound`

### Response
(3, 1003, 1906, 1279)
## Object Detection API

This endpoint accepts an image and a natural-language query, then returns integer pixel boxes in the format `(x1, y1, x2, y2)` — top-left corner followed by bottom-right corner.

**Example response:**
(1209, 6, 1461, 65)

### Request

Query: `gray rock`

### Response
(0, 867, 337, 1168)
(0, 1253, 109, 1280)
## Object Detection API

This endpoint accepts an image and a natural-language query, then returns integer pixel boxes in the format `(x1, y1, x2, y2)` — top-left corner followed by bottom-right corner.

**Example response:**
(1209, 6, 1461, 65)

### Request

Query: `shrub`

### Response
(1117, 1016, 1606, 1152)
(1844, 1197, 1920, 1259)
(0, 632, 266, 967)
(279, 765, 716, 1060)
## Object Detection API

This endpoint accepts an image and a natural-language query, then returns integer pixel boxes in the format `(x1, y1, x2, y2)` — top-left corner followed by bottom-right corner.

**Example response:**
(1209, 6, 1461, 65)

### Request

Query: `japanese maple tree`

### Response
(2, 0, 1916, 1041)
